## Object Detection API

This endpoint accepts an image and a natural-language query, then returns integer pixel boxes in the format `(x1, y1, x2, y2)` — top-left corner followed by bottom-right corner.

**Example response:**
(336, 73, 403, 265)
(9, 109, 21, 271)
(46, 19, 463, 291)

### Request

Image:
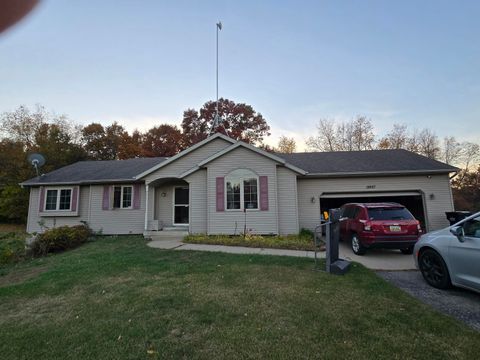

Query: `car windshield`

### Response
(367, 208, 414, 220)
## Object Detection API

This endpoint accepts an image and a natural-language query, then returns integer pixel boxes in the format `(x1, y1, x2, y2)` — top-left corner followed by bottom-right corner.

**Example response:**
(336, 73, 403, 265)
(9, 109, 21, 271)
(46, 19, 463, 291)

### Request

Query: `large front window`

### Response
(45, 188, 72, 211)
(225, 169, 258, 210)
(113, 185, 133, 209)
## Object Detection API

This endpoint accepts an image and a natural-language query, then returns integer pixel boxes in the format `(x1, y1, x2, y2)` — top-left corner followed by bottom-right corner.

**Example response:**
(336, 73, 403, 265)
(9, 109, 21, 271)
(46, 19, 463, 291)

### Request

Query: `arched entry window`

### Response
(225, 169, 259, 210)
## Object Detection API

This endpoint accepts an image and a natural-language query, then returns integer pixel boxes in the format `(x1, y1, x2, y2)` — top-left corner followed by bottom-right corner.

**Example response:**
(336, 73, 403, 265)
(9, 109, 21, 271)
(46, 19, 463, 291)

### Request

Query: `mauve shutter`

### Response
(259, 176, 269, 211)
(216, 177, 224, 212)
(71, 186, 79, 212)
(133, 184, 141, 210)
(38, 187, 45, 212)
(102, 185, 110, 210)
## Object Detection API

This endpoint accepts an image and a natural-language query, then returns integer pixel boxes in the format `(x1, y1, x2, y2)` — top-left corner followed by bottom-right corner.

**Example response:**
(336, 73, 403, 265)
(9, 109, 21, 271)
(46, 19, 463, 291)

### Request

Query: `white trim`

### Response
(44, 187, 73, 212)
(144, 184, 149, 231)
(197, 141, 308, 175)
(305, 169, 458, 178)
(224, 169, 260, 211)
(173, 185, 189, 226)
(134, 133, 236, 180)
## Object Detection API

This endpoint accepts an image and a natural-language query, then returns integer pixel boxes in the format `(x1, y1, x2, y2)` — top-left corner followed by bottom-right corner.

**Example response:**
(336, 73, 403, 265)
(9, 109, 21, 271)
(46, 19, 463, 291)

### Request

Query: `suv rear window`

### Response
(367, 208, 414, 220)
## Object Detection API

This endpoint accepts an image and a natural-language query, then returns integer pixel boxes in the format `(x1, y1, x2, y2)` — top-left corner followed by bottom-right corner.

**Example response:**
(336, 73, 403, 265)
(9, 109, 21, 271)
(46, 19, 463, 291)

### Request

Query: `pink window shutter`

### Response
(133, 184, 141, 210)
(102, 185, 110, 210)
(38, 187, 45, 212)
(259, 176, 269, 211)
(71, 186, 79, 212)
(216, 177, 225, 212)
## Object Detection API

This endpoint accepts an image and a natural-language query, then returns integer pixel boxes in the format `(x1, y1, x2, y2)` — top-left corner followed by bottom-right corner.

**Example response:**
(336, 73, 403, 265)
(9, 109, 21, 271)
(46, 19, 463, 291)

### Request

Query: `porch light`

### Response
(161, 192, 167, 197)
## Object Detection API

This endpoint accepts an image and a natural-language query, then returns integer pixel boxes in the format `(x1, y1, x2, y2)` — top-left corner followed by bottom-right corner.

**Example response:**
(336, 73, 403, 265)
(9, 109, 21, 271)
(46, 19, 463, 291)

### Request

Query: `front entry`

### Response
(173, 186, 189, 225)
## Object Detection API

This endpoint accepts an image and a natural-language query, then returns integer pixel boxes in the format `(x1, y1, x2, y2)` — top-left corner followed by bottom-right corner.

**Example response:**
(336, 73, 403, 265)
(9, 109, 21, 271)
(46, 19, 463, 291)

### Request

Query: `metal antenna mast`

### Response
(210, 21, 228, 136)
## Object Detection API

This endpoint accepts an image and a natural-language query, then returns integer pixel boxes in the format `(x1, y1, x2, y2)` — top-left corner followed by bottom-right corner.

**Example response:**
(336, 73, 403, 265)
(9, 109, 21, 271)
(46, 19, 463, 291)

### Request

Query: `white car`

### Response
(414, 212, 480, 293)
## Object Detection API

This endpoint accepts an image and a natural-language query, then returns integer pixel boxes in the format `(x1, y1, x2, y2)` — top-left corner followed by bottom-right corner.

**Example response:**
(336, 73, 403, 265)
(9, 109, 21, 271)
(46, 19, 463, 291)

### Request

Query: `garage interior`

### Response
(319, 192, 427, 231)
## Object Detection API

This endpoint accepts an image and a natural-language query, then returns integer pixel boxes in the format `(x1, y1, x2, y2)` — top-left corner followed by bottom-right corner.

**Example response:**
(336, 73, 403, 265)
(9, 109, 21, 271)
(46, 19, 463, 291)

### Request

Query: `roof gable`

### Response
(135, 133, 236, 179)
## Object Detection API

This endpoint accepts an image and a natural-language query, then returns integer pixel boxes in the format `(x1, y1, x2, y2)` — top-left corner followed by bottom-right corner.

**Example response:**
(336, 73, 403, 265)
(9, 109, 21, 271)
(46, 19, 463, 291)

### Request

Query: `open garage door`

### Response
(319, 191, 427, 231)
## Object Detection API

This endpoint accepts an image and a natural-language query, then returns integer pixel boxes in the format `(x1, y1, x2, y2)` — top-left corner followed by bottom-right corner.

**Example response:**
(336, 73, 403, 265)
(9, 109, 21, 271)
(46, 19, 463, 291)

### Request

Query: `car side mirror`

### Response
(450, 226, 465, 242)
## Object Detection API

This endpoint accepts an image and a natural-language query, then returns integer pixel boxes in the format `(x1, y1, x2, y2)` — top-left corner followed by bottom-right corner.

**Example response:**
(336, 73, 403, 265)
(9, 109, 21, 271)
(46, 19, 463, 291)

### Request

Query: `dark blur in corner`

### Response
(0, 0, 39, 34)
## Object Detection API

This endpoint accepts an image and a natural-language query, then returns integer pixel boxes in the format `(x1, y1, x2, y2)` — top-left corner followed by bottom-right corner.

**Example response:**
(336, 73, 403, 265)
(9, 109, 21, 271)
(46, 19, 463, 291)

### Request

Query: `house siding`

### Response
(206, 147, 279, 235)
(277, 167, 299, 234)
(185, 169, 207, 234)
(297, 174, 454, 232)
(27, 186, 91, 233)
(88, 185, 146, 234)
(144, 138, 232, 182)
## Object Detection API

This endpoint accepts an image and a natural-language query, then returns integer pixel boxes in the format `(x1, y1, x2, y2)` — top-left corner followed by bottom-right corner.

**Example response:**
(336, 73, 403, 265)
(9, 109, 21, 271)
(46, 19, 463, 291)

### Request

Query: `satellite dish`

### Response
(27, 153, 45, 176)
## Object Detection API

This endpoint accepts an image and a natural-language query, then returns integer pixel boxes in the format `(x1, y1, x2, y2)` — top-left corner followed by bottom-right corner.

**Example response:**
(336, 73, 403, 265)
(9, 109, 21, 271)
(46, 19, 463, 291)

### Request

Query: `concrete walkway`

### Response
(147, 239, 415, 270)
(147, 239, 319, 258)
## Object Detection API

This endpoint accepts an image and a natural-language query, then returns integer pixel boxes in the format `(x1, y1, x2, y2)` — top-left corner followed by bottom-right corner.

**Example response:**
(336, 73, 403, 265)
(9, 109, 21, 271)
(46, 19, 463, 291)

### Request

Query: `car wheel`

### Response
(418, 249, 451, 289)
(351, 234, 366, 255)
(400, 246, 414, 255)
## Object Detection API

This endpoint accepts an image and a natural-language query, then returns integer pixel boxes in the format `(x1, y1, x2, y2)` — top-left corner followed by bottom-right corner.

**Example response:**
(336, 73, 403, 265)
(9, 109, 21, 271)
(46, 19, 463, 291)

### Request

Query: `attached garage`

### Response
(319, 191, 426, 231)
(278, 149, 458, 233)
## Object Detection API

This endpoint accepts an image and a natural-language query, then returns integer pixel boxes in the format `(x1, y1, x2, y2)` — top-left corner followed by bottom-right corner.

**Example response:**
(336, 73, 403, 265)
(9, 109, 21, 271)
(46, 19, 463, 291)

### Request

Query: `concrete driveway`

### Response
(378, 270, 480, 331)
(339, 241, 416, 270)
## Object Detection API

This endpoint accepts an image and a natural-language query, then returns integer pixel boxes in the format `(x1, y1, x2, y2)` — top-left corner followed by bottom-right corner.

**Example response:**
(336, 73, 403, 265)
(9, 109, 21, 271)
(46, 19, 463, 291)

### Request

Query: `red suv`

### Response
(339, 202, 422, 255)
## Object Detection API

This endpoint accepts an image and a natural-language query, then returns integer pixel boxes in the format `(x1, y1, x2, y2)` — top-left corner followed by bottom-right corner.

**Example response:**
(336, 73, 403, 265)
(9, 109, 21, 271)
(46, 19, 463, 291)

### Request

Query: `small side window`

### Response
(463, 216, 480, 238)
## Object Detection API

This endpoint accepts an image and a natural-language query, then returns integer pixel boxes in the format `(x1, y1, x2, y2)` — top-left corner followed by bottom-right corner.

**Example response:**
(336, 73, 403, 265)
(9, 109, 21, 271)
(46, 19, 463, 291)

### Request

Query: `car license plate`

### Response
(390, 225, 401, 232)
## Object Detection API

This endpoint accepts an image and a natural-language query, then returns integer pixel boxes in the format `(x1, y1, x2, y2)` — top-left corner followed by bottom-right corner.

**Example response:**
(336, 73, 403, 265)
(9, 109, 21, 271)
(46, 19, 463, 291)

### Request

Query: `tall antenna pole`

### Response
(211, 21, 223, 135)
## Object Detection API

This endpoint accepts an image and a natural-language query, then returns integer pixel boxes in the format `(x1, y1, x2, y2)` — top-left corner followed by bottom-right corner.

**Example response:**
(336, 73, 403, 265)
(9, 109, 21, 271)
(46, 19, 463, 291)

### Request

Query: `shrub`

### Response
(30, 224, 92, 257)
(299, 228, 314, 240)
(0, 232, 26, 265)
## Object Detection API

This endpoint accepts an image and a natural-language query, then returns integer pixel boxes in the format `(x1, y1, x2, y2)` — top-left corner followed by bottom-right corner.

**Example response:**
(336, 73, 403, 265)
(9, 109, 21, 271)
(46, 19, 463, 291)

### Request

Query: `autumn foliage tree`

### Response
(141, 125, 183, 157)
(277, 136, 296, 153)
(181, 98, 270, 147)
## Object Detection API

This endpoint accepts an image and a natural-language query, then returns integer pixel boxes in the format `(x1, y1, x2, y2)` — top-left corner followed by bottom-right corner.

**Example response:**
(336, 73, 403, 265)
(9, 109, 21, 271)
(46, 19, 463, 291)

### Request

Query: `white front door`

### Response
(173, 186, 189, 225)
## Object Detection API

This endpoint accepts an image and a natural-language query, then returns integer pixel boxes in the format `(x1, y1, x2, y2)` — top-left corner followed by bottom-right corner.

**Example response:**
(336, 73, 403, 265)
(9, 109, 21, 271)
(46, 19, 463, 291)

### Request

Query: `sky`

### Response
(0, 0, 479, 150)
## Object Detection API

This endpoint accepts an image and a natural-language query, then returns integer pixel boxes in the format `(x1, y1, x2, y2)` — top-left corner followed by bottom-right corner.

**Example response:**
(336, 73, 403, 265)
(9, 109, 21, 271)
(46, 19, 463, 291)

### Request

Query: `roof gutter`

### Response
(302, 168, 458, 178)
(19, 178, 145, 187)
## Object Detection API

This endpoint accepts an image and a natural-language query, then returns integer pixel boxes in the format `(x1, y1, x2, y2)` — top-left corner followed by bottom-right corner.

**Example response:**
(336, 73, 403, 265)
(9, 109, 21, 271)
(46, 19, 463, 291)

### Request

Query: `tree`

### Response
(277, 136, 296, 153)
(181, 98, 270, 147)
(81, 122, 128, 160)
(442, 136, 462, 165)
(117, 130, 145, 160)
(452, 166, 480, 212)
(306, 116, 375, 151)
(378, 124, 409, 150)
(417, 128, 440, 159)
(305, 119, 336, 151)
(141, 125, 183, 157)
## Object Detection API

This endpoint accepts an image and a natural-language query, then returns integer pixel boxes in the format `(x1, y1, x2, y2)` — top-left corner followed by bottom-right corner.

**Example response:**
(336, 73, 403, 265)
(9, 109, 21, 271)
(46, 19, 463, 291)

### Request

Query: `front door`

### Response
(173, 186, 189, 225)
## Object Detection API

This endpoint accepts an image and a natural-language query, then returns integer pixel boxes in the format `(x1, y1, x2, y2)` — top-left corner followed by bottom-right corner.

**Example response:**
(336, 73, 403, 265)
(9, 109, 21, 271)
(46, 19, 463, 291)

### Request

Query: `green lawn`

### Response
(0, 236, 478, 359)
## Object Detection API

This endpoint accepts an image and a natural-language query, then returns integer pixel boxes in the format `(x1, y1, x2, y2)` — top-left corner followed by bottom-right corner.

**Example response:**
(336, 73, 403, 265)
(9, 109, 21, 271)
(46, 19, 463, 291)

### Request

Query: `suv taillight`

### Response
(416, 221, 422, 233)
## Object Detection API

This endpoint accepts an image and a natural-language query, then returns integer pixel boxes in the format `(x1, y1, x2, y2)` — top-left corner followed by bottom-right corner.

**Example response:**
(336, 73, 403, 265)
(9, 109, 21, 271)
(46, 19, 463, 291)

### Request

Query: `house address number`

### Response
(366, 185, 376, 189)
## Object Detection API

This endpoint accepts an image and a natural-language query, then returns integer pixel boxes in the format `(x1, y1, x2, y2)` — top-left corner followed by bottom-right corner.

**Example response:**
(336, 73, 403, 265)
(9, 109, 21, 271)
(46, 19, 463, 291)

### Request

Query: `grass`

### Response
(0, 224, 28, 265)
(184, 232, 318, 251)
(0, 235, 478, 359)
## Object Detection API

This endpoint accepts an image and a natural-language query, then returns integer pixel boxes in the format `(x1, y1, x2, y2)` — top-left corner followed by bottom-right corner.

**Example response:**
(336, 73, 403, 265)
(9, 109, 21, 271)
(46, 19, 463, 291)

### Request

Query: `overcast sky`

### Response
(1, 0, 479, 150)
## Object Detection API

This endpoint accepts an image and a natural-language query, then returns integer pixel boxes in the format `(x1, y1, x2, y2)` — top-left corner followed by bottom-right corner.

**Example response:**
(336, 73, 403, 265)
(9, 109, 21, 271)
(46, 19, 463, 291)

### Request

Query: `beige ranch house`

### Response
(21, 133, 457, 236)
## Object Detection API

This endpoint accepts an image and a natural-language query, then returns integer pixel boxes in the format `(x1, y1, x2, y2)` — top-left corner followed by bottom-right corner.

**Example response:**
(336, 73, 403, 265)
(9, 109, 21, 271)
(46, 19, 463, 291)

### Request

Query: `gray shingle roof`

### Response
(277, 149, 457, 176)
(21, 157, 167, 186)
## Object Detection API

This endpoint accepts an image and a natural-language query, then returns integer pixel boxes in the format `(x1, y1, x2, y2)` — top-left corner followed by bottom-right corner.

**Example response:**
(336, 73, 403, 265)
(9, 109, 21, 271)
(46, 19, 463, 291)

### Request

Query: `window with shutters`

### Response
(44, 188, 72, 211)
(225, 169, 259, 210)
(113, 185, 133, 209)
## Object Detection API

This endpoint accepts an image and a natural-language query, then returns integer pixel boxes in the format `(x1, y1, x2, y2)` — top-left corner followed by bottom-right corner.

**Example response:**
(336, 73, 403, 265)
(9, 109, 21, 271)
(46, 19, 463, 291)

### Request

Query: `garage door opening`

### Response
(320, 192, 427, 231)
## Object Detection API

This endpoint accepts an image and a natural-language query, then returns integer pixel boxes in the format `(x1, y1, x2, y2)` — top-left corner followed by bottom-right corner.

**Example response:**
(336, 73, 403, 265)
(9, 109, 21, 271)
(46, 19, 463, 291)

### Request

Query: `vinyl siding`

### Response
(27, 186, 91, 233)
(144, 138, 232, 183)
(185, 169, 207, 234)
(88, 185, 146, 234)
(206, 147, 279, 235)
(277, 167, 299, 234)
(297, 174, 454, 232)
